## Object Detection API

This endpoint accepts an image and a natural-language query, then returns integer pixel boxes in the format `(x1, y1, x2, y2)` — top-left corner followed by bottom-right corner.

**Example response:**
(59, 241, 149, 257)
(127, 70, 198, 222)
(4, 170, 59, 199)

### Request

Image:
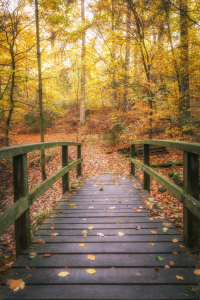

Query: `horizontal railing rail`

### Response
(0, 142, 82, 256)
(129, 139, 200, 255)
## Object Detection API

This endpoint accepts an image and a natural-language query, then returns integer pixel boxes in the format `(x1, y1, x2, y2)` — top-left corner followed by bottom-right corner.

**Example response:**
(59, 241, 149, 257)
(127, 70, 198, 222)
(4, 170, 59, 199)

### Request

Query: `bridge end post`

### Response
(77, 145, 81, 177)
(183, 151, 199, 255)
(13, 154, 31, 257)
(62, 146, 69, 193)
(143, 144, 150, 192)
(131, 144, 135, 176)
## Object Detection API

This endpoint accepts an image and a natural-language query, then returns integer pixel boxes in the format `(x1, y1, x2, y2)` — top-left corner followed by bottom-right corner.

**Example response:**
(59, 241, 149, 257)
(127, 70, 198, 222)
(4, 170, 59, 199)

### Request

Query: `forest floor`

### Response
(0, 118, 197, 281)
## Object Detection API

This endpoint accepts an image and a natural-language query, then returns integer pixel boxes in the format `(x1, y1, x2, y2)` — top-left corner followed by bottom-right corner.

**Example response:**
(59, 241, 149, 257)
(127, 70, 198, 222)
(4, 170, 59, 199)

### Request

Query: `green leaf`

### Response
(156, 256, 164, 261)
(135, 273, 140, 276)
(162, 229, 167, 233)
(99, 188, 103, 191)
(186, 286, 196, 293)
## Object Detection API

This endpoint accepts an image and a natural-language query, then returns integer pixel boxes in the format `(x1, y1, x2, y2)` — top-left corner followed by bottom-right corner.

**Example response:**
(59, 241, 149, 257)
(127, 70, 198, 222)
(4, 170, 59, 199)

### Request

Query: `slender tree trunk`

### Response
(5, 54, 15, 147)
(111, 0, 117, 106)
(35, 0, 46, 181)
(180, 0, 190, 127)
(124, 5, 131, 112)
(80, 0, 86, 124)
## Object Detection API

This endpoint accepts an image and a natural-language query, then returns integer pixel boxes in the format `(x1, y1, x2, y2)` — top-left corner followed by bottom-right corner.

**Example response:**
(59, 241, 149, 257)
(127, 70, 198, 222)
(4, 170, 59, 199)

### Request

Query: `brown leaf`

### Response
(10, 279, 22, 290)
(136, 225, 140, 230)
(151, 231, 157, 234)
(195, 264, 200, 269)
(55, 211, 59, 214)
(6, 279, 14, 286)
(170, 261, 175, 266)
(43, 254, 51, 257)
(172, 238, 178, 243)
(173, 252, 178, 254)
(149, 243, 154, 246)
(87, 226, 94, 230)
(64, 266, 69, 269)
(51, 233, 59, 236)
(194, 269, 200, 275)
(165, 265, 170, 268)
(179, 245, 185, 248)
(50, 226, 55, 230)
(176, 275, 184, 280)
(37, 239, 45, 244)
(27, 275, 33, 278)
(87, 255, 96, 261)
(137, 209, 142, 212)
(133, 207, 137, 210)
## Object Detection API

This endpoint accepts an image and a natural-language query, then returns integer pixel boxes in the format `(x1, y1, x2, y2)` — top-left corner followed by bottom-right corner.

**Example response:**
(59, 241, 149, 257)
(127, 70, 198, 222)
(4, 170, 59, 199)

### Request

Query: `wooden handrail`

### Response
(130, 140, 199, 255)
(0, 142, 82, 256)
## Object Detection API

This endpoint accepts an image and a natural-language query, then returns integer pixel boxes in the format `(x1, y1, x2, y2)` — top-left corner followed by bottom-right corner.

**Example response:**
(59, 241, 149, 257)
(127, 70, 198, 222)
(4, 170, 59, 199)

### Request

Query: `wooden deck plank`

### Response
(0, 285, 199, 299)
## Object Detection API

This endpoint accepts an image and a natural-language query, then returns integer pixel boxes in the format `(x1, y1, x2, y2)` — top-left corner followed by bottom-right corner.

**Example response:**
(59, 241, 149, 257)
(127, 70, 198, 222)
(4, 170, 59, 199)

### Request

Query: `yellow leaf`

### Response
(194, 269, 200, 275)
(87, 255, 96, 261)
(149, 243, 154, 246)
(164, 265, 170, 268)
(105, 198, 109, 201)
(163, 228, 168, 231)
(137, 209, 142, 212)
(70, 204, 76, 206)
(88, 226, 94, 230)
(51, 233, 59, 236)
(176, 275, 184, 280)
(109, 207, 115, 209)
(86, 269, 96, 275)
(58, 272, 70, 277)
(79, 244, 85, 247)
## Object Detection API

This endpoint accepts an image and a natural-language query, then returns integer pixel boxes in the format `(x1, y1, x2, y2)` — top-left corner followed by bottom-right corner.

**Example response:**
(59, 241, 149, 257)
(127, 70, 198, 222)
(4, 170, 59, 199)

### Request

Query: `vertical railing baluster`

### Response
(62, 145, 69, 193)
(143, 144, 150, 192)
(131, 144, 135, 176)
(183, 151, 199, 255)
(13, 154, 31, 257)
(77, 145, 81, 176)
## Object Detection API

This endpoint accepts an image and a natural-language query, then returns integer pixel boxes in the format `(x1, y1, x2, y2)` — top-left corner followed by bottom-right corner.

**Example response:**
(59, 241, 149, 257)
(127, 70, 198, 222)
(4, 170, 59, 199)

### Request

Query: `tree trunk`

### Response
(111, 0, 117, 106)
(180, 0, 190, 127)
(5, 56, 15, 147)
(124, 5, 131, 112)
(35, 0, 46, 181)
(80, 0, 86, 125)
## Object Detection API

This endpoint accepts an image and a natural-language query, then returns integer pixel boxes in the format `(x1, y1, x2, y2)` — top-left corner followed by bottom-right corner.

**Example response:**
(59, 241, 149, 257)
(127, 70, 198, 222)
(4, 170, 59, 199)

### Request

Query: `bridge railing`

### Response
(130, 140, 200, 255)
(0, 142, 82, 256)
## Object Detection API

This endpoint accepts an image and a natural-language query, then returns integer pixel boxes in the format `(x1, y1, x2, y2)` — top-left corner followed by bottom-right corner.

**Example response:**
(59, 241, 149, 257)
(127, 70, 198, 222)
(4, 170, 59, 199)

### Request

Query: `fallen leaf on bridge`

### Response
(88, 226, 94, 230)
(109, 207, 115, 209)
(43, 254, 51, 257)
(179, 245, 185, 248)
(50, 226, 55, 230)
(156, 256, 164, 261)
(97, 233, 104, 237)
(176, 275, 184, 280)
(170, 261, 175, 266)
(165, 265, 170, 268)
(194, 269, 200, 275)
(118, 231, 125, 236)
(151, 231, 157, 234)
(51, 233, 59, 236)
(70, 204, 76, 206)
(172, 238, 178, 243)
(79, 244, 85, 247)
(86, 269, 96, 275)
(37, 239, 45, 244)
(87, 255, 95, 261)
(149, 243, 154, 246)
(58, 272, 70, 277)
(136, 225, 140, 230)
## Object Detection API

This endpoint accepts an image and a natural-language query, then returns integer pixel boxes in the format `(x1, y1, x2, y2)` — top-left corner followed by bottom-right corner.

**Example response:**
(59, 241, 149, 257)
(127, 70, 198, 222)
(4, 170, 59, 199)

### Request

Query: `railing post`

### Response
(77, 145, 81, 177)
(183, 151, 199, 254)
(13, 153, 31, 257)
(62, 145, 69, 193)
(143, 144, 150, 192)
(131, 144, 135, 176)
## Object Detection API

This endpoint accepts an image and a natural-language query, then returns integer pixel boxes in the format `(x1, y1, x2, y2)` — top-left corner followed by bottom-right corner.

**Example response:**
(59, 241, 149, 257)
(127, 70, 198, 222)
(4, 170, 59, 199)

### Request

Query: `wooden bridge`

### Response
(0, 140, 200, 299)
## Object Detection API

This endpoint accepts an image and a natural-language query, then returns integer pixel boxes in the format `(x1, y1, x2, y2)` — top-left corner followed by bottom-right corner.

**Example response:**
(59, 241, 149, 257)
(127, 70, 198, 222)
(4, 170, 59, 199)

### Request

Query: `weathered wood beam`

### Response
(62, 146, 69, 193)
(143, 145, 150, 192)
(131, 140, 200, 155)
(131, 145, 135, 176)
(77, 145, 81, 177)
(0, 142, 82, 160)
(13, 154, 31, 256)
(183, 152, 199, 255)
